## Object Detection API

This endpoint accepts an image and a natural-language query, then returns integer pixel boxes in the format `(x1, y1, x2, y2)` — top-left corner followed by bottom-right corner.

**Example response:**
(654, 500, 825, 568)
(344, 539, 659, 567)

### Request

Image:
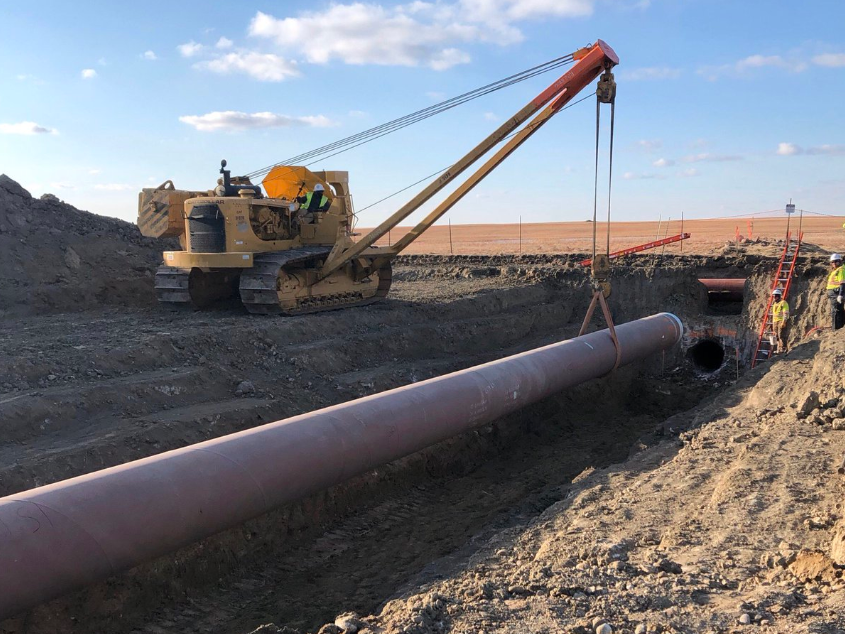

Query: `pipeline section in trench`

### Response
(698, 278, 746, 303)
(0, 312, 683, 621)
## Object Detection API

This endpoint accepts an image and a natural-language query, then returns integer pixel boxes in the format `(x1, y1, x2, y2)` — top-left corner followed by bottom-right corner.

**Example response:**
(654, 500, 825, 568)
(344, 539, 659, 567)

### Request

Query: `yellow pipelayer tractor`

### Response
(137, 41, 618, 315)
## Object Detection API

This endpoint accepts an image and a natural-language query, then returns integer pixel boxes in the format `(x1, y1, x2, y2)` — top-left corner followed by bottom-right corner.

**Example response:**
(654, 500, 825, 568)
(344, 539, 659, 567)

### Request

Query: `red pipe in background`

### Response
(0, 313, 683, 621)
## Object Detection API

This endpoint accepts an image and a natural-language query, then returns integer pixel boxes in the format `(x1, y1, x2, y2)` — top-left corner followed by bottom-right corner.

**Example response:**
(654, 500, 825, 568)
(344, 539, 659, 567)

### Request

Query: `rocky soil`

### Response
(0, 175, 175, 317)
(1, 175, 842, 634)
(295, 330, 845, 634)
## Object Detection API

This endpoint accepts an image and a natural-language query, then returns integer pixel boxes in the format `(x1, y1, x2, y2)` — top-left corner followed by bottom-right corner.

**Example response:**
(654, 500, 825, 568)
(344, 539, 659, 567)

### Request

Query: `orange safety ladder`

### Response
(751, 231, 803, 367)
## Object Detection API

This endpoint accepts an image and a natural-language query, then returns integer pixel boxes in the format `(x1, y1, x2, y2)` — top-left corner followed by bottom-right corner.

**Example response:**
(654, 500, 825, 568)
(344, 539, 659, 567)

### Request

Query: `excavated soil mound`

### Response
(301, 331, 845, 634)
(0, 175, 170, 317)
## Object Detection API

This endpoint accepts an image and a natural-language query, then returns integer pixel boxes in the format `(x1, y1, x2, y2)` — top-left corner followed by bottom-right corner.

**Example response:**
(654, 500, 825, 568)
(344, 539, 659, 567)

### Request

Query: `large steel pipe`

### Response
(698, 278, 746, 302)
(0, 312, 682, 620)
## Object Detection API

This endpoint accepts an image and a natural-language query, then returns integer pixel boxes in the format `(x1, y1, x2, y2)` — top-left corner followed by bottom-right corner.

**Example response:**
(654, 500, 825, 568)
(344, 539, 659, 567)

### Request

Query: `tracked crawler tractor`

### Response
(139, 165, 390, 314)
(137, 40, 618, 315)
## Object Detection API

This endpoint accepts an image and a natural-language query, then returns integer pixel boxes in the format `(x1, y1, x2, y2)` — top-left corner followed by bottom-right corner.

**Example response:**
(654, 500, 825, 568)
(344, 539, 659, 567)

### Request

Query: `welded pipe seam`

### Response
(698, 278, 746, 302)
(0, 312, 683, 621)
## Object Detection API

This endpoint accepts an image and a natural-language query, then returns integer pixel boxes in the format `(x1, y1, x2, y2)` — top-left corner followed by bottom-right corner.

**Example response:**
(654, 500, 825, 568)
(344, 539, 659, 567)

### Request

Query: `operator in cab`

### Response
(827, 253, 845, 330)
(295, 183, 331, 224)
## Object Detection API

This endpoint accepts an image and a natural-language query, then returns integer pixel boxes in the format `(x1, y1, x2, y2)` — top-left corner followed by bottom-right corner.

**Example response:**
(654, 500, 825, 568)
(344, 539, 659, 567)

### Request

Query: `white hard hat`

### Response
(772, 288, 783, 296)
(313, 183, 325, 192)
(831, 253, 842, 262)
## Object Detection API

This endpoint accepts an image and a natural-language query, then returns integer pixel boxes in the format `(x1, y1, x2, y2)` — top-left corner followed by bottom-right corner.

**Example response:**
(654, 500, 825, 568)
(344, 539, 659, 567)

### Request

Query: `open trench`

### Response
(0, 253, 821, 634)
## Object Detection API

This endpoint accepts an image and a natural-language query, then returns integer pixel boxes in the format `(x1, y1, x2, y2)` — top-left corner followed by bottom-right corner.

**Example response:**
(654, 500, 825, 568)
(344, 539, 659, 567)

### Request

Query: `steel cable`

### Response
(246, 54, 576, 182)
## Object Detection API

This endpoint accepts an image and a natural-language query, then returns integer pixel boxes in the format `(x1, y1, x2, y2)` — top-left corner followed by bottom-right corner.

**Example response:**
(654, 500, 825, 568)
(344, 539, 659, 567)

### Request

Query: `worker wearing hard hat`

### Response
(295, 183, 331, 224)
(827, 253, 845, 330)
(771, 288, 789, 354)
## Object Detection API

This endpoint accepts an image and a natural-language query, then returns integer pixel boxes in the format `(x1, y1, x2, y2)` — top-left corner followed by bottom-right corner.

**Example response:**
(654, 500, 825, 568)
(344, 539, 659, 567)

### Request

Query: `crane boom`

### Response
(319, 39, 618, 279)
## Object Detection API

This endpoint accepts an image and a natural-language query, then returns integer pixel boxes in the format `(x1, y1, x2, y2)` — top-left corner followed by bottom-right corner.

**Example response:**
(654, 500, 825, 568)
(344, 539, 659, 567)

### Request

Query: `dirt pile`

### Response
(0, 175, 169, 317)
(302, 331, 845, 634)
(720, 238, 829, 258)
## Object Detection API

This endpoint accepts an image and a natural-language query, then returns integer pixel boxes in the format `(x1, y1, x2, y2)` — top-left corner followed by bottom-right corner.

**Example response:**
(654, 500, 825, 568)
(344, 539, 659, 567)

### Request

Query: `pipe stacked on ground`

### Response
(0, 312, 683, 620)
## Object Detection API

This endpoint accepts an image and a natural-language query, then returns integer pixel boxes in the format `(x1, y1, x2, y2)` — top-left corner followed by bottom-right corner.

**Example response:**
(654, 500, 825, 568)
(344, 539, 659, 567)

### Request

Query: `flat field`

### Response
(368, 215, 845, 256)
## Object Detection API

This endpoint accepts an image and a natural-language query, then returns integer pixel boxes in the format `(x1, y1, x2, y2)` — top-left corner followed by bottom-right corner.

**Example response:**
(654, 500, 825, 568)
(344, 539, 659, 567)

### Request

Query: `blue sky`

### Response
(1, 0, 843, 227)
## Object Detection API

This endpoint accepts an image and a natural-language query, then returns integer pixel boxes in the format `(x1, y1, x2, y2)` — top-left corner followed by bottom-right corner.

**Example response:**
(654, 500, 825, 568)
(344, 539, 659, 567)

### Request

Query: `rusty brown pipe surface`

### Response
(698, 278, 746, 302)
(0, 312, 683, 620)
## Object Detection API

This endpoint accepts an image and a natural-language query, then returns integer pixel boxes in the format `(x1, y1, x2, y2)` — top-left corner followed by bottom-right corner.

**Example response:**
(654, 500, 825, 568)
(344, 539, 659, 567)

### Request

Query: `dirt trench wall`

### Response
(0, 258, 711, 634)
(741, 256, 832, 355)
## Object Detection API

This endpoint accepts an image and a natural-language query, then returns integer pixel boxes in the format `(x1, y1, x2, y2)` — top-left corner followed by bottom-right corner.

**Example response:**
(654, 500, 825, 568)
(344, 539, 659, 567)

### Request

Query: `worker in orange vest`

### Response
(771, 288, 789, 354)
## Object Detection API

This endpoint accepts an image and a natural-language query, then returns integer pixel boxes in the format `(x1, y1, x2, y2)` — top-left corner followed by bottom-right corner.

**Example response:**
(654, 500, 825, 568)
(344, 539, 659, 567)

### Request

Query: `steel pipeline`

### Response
(0, 312, 683, 620)
(698, 278, 746, 302)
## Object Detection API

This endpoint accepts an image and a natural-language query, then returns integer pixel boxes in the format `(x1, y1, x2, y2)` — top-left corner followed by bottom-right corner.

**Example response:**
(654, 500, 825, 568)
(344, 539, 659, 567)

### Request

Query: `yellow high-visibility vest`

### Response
(828, 265, 845, 290)
(772, 299, 789, 323)
(301, 192, 329, 211)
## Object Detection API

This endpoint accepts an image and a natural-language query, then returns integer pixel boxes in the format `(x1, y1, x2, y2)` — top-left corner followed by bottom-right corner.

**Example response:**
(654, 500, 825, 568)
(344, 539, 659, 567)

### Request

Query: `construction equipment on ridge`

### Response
(137, 41, 620, 315)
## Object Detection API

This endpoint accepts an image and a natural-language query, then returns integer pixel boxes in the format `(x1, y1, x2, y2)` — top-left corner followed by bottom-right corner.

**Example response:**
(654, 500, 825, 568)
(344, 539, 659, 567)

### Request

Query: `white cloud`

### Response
(698, 54, 807, 80)
(807, 145, 845, 156)
(460, 0, 594, 22)
(179, 110, 336, 132)
(50, 182, 76, 190)
(483, 112, 499, 121)
(681, 153, 742, 163)
(777, 142, 799, 156)
(178, 41, 204, 58)
(426, 91, 446, 100)
(813, 53, 845, 68)
(0, 121, 58, 135)
(680, 168, 699, 177)
(621, 66, 681, 81)
(94, 183, 133, 191)
(81, 68, 97, 79)
(653, 158, 674, 167)
(195, 52, 299, 82)
(88, 169, 102, 175)
(636, 139, 661, 152)
(202, 2, 610, 77)
(348, 109, 367, 117)
(735, 54, 804, 72)
(778, 142, 845, 156)
(623, 171, 663, 180)
(141, 50, 158, 61)
(430, 48, 471, 70)
(97, 57, 107, 66)
(249, 7, 479, 70)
